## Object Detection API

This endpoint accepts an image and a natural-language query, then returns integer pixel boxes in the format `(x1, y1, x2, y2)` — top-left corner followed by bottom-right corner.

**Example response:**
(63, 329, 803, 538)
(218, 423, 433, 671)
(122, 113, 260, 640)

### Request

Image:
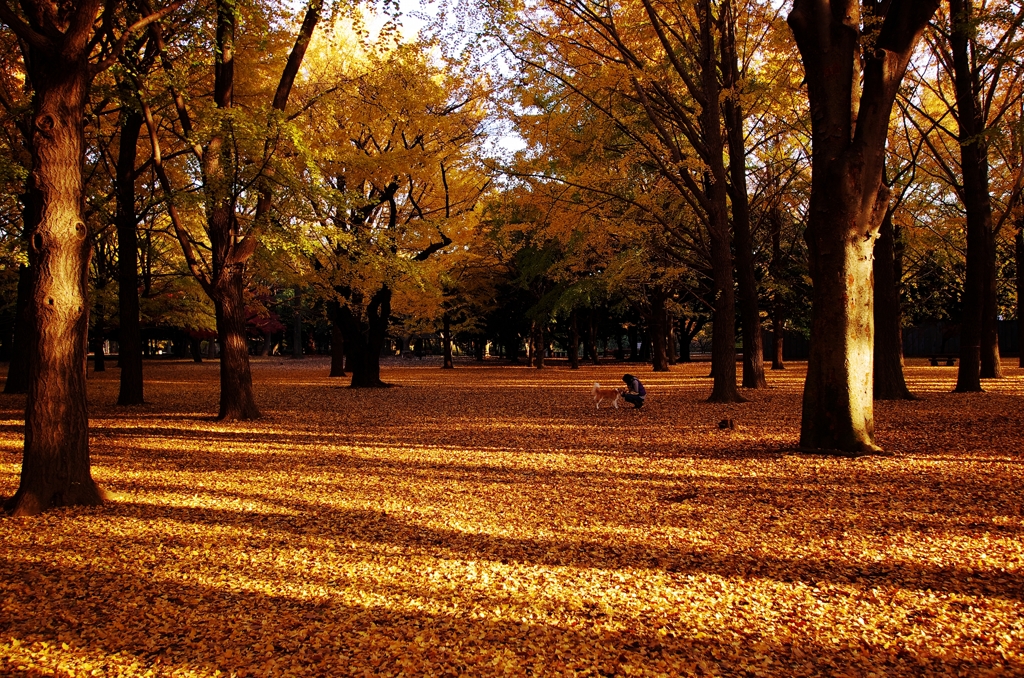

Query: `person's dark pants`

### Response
(623, 393, 644, 408)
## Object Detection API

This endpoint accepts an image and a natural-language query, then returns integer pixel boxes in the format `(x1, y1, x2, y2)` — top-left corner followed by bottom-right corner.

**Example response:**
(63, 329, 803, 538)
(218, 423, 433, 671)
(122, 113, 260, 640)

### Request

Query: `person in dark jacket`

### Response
(622, 374, 646, 409)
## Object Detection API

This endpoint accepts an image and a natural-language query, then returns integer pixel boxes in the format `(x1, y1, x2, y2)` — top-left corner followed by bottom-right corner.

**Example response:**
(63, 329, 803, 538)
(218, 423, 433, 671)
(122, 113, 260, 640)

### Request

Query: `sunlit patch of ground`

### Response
(1, 357, 1022, 676)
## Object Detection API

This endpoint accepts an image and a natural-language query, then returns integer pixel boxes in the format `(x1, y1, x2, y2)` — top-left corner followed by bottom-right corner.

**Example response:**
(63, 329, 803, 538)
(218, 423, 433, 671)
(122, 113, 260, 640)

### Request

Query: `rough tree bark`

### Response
(1, 0, 111, 514)
(873, 209, 914, 399)
(115, 109, 144, 404)
(788, 0, 938, 454)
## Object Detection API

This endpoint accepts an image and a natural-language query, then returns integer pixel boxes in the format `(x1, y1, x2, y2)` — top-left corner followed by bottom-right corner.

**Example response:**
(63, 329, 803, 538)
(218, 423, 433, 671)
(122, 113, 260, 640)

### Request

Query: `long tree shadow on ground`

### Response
(1, 548, 1014, 677)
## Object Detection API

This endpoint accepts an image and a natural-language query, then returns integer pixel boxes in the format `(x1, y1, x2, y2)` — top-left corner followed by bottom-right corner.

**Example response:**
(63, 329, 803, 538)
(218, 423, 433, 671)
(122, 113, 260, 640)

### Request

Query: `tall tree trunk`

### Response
(873, 209, 914, 399)
(722, 0, 765, 389)
(442, 313, 454, 369)
(568, 310, 580, 369)
(788, 0, 938, 454)
(532, 321, 545, 369)
(950, 0, 989, 391)
(213, 275, 259, 419)
(650, 287, 669, 372)
(693, 0, 743, 403)
(4, 263, 32, 394)
(7, 28, 104, 515)
(474, 337, 485, 361)
(330, 321, 346, 376)
(115, 110, 144, 404)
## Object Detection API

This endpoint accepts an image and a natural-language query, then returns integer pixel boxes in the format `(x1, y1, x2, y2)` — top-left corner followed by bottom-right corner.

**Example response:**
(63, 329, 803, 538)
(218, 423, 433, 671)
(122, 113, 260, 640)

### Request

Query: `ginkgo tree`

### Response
(0, 0, 178, 515)
(282, 33, 491, 385)
(137, 0, 329, 418)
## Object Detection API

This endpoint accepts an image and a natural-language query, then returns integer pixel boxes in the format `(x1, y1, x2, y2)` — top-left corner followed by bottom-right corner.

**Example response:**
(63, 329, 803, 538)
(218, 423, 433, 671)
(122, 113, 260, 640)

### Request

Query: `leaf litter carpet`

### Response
(1, 358, 1022, 677)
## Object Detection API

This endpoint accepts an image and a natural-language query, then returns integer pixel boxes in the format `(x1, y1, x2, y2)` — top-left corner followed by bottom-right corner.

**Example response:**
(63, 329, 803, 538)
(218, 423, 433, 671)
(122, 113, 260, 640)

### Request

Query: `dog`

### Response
(592, 382, 623, 409)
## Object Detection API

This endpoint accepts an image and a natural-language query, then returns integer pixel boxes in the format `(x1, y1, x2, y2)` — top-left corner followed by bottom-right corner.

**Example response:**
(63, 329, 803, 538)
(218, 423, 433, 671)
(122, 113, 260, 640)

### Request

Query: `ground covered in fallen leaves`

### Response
(1, 357, 1023, 677)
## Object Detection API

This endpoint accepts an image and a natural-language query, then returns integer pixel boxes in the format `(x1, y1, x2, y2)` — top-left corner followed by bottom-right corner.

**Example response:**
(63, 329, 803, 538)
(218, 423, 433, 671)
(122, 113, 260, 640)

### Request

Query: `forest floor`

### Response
(1, 357, 1023, 677)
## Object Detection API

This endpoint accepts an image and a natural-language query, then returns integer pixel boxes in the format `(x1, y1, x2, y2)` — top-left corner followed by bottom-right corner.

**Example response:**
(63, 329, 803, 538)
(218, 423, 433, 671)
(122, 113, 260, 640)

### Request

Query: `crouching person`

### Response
(622, 374, 646, 409)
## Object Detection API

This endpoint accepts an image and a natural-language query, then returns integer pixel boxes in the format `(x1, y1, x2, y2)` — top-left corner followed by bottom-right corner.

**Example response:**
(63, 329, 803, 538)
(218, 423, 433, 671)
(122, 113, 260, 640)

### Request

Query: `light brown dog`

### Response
(592, 382, 622, 409)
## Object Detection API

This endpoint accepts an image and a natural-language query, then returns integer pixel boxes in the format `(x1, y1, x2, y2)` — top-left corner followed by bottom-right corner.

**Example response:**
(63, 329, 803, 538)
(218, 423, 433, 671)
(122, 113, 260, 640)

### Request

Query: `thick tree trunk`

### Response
(568, 310, 580, 369)
(650, 287, 669, 372)
(213, 275, 260, 420)
(330, 322, 346, 376)
(442, 314, 454, 369)
(116, 110, 144, 404)
(4, 263, 32, 394)
(788, 0, 937, 453)
(800, 187, 882, 452)
(873, 210, 914, 399)
(341, 286, 390, 387)
(474, 337, 485, 361)
(7, 47, 103, 515)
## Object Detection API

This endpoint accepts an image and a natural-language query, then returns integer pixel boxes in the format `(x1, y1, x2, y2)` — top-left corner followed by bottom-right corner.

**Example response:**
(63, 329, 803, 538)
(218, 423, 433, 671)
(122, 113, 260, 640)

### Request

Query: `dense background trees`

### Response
(1, 0, 1022, 511)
